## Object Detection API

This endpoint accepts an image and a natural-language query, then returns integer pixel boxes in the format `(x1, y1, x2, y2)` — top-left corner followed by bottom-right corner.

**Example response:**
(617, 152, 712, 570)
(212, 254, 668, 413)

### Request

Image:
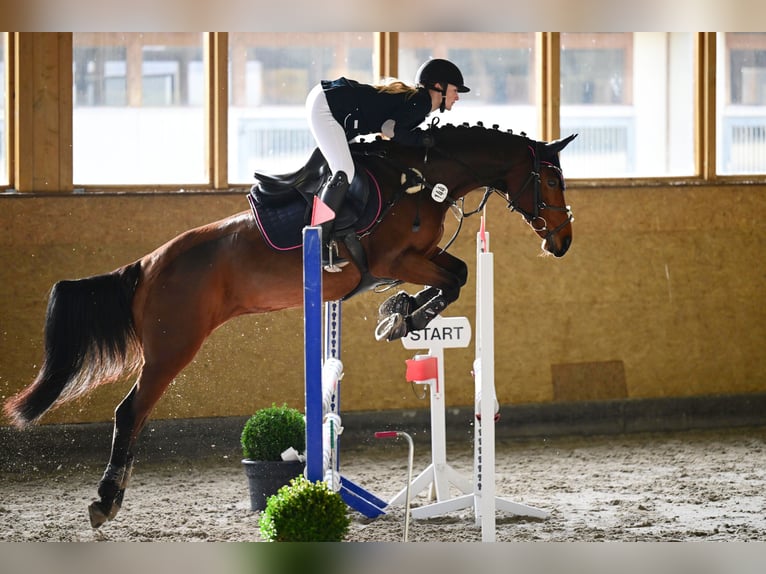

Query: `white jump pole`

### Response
(475, 213, 497, 540)
(474, 213, 549, 541)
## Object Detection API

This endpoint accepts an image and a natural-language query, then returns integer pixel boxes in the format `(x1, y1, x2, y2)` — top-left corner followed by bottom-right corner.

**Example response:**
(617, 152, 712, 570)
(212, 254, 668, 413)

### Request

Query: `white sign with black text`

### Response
(401, 315, 472, 350)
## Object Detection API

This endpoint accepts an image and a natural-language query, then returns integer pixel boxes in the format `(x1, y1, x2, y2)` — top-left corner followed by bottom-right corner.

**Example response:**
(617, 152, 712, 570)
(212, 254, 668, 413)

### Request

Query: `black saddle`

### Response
(248, 148, 382, 251)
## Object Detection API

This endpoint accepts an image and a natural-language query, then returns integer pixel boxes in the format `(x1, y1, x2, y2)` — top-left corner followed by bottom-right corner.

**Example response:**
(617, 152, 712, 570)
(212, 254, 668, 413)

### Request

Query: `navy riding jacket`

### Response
(321, 77, 433, 146)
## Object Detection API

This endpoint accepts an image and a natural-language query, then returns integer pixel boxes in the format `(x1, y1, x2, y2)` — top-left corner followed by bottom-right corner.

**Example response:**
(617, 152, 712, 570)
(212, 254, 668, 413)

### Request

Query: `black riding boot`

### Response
(317, 171, 350, 272)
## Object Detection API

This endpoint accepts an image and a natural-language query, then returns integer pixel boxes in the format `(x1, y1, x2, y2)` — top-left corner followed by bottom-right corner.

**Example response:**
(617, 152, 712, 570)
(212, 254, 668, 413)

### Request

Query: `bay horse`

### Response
(3, 123, 576, 528)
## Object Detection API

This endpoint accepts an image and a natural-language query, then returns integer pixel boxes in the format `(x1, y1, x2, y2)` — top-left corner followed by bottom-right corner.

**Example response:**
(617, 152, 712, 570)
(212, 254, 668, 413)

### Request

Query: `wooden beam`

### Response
(206, 32, 228, 189)
(696, 32, 716, 180)
(4, 33, 15, 188)
(14, 33, 72, 193)
(126, 36, 143, 107)
(374, 32, 398, 80)
(536, 32, 560, 141)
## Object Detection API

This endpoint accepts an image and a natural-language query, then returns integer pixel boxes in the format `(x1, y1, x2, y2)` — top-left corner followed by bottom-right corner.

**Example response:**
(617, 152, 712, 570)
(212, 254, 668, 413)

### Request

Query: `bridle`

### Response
(430, 138, 574, 248)
(502, 144, 575, 241)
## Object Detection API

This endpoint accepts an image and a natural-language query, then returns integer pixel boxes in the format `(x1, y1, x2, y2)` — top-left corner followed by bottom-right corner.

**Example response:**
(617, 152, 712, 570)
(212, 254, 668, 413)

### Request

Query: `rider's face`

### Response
(429, 83, 461, 112)
(441, 84, 460, 110)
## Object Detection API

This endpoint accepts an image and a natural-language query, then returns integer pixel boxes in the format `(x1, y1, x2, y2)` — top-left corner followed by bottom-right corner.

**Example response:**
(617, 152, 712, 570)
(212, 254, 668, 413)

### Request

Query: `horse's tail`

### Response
(3, 262, 143, 428)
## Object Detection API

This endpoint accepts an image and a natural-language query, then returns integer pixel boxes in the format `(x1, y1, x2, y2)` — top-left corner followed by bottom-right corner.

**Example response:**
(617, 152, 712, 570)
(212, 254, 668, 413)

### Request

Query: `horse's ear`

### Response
(546, 133, 578, 154)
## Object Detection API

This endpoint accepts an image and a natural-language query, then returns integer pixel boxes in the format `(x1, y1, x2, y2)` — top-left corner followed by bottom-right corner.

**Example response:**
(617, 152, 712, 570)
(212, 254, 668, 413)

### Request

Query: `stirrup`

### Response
(323, 239, 348, 273)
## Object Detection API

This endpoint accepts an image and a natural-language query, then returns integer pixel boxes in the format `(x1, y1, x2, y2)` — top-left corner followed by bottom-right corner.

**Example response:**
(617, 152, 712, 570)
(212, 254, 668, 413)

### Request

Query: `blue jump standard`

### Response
(303, 226, 387, 518)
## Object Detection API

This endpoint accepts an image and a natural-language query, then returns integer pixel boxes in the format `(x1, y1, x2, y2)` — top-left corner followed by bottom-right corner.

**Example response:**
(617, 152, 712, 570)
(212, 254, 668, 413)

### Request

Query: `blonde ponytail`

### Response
(375, 79, 419, 98)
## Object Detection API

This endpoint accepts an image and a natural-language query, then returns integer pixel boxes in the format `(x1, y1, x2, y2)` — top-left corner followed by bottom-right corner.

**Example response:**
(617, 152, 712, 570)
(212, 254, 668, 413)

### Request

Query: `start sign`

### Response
(401, 316, 472, 350)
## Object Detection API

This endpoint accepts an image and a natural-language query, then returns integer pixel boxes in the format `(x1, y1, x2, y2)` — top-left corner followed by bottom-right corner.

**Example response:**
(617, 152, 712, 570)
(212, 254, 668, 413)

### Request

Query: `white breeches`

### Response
(306, 83, 356, 182)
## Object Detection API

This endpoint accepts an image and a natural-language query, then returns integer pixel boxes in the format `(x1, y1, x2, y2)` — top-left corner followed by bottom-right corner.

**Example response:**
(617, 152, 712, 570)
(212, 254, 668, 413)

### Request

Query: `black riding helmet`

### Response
(415, 58, 470, 112)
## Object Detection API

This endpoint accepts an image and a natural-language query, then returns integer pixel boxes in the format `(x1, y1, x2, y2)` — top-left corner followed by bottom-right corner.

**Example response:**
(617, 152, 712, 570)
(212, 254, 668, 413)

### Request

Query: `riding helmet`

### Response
(415, 58, 470, 93)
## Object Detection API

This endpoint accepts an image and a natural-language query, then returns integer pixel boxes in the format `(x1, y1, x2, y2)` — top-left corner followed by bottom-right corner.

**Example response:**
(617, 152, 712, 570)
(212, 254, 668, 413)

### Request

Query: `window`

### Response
(228, 33, 375, 183)
(717, 32, 766, 175)
(72, 33, 207, 185)
(561, 33, 695, 178)
(398, 33, 537, 137)
(1, 32, 7, 186)
(6, 33, 764, 192)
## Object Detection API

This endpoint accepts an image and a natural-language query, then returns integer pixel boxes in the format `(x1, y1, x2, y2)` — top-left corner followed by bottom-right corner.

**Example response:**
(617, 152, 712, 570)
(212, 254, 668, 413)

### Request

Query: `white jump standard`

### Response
(393, 316, 474, 508)
(388, 216, 548, 542)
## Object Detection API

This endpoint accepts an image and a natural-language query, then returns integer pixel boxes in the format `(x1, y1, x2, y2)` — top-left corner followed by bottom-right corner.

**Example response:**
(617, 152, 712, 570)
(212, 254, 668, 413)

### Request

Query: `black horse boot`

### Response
(316, 170, 350, 272)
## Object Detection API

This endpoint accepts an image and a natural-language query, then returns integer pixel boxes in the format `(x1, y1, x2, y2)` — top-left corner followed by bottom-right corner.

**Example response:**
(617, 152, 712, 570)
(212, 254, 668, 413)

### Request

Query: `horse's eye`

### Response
(547, 178, 558, 188)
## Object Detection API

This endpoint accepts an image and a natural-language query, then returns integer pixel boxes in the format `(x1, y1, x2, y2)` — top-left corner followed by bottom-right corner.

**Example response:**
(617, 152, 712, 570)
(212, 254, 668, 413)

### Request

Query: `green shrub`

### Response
(241, 404, 306, 461)
(259, 476, 350, 542)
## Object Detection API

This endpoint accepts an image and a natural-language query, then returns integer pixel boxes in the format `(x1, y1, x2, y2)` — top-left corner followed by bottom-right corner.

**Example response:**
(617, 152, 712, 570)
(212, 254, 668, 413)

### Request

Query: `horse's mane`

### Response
(354, 122, 534, 161)
(351, 122, 568, 188)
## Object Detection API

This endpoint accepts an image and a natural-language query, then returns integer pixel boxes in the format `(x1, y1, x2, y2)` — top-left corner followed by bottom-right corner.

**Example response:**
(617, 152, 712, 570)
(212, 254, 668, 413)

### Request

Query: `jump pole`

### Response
(388, 215, 548, 541)
(302, 225, 387, 518)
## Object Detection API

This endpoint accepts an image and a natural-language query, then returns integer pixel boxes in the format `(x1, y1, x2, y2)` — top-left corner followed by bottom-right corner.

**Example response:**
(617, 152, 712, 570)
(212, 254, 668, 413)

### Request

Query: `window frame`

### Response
(1, 33, 12, 187)
(1, 32, 764, 194)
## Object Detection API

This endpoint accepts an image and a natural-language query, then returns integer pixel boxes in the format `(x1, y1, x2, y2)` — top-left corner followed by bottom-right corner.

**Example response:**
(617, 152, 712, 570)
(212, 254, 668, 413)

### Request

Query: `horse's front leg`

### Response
(378, 286, 440, 320)
(376, 251, 467, 341)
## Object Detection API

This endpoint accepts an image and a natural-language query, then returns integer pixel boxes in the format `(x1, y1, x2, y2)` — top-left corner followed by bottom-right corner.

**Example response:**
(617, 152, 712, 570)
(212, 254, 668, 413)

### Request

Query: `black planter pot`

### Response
(242, 459, 304, 511)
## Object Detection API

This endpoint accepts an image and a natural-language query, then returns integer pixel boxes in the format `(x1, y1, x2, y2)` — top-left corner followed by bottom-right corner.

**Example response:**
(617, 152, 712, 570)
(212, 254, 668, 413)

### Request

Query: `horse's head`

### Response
(407, 125, 576, 257)
(362, 125, 576, 257)
(508, 133, 577, 258)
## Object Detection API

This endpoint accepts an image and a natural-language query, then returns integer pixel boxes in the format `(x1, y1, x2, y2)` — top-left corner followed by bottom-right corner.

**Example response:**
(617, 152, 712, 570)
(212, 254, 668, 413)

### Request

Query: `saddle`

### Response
(248, 148, 382, 252)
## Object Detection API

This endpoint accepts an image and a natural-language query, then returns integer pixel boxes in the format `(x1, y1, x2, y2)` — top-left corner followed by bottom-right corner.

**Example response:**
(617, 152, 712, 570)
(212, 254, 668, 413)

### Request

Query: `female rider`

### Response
(305, 58, 470, 270)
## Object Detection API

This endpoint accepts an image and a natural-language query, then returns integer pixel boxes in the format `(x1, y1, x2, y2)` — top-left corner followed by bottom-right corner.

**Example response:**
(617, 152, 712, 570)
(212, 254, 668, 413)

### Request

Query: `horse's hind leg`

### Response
(88, 359, 195, 528)
(88, 384, 140, 527)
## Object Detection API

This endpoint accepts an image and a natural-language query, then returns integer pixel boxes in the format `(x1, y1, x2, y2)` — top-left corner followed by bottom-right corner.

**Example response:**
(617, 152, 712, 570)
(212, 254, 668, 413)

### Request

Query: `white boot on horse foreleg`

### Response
(374, 313, 409, 341)
(375, 293, 449, 342)
(407, 294, 449, 332)
(378, 291, 416, 320)
(378, 286, 441, 320)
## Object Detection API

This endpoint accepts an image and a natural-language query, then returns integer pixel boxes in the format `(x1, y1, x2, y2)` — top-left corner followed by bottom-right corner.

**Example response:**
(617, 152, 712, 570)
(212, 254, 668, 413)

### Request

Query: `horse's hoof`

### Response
(375, 314, 408, 342)
(88, 499, 121, 528)
(88, 501, 110, 528)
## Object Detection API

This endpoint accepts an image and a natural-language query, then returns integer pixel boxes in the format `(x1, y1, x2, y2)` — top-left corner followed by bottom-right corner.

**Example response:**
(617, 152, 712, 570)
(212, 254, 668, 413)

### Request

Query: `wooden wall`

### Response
(1, 33, 763, 427)
(2, 182, 764, 425)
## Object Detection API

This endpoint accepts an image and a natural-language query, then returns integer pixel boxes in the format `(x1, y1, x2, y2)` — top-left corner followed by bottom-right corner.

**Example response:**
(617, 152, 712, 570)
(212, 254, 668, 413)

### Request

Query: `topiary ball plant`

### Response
(259, 476, 351, 542)
(241, 404, 306, 461)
